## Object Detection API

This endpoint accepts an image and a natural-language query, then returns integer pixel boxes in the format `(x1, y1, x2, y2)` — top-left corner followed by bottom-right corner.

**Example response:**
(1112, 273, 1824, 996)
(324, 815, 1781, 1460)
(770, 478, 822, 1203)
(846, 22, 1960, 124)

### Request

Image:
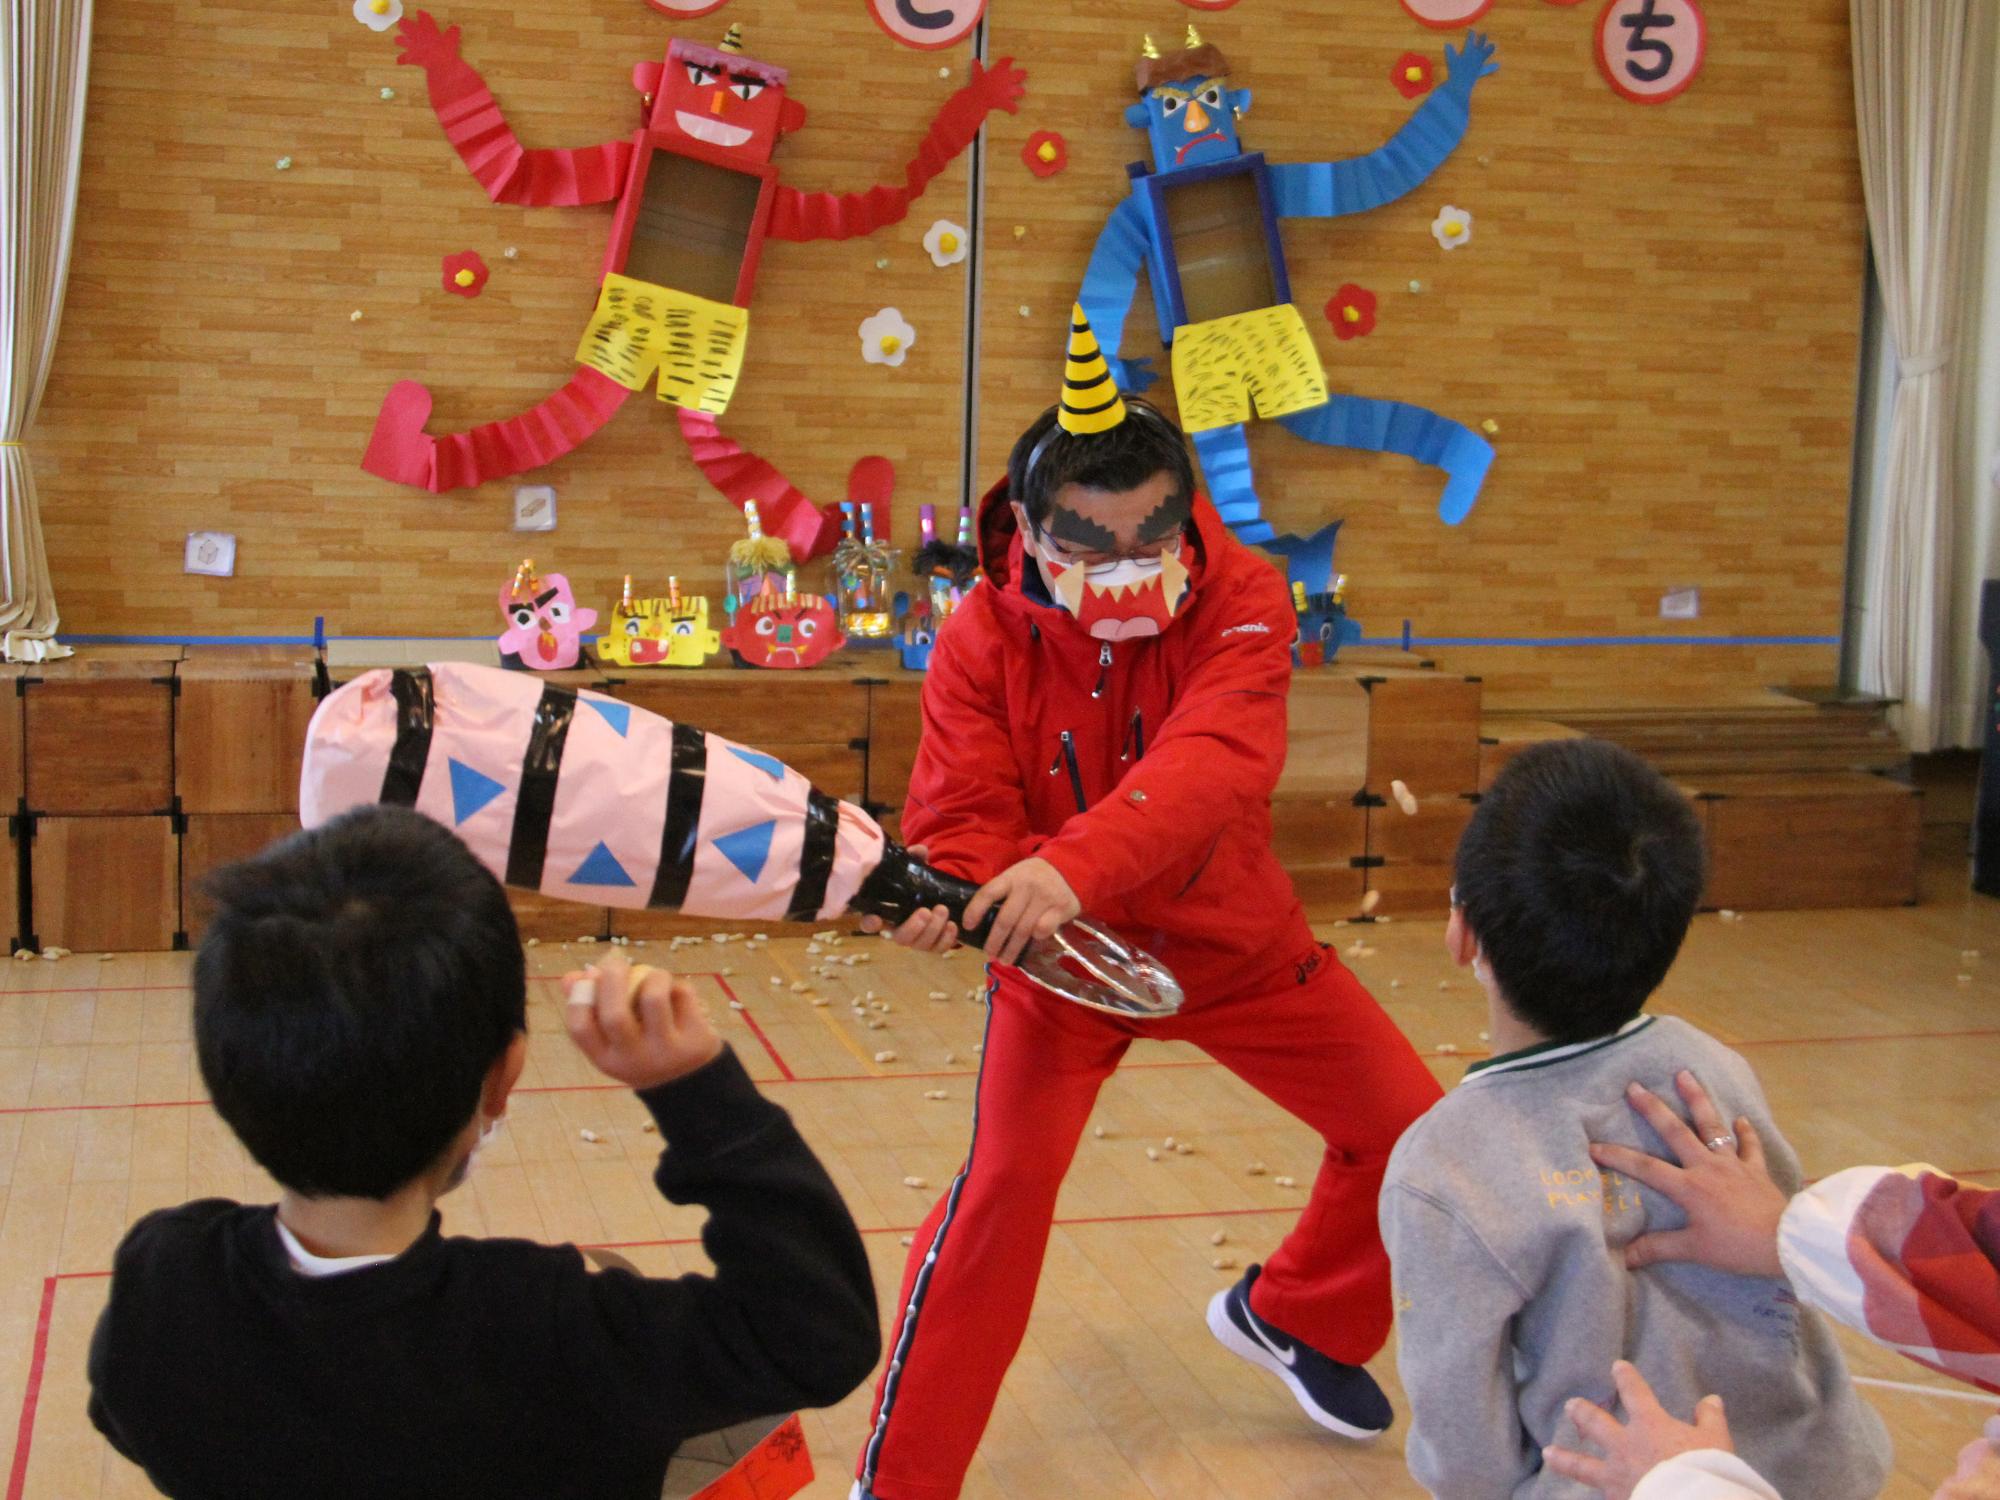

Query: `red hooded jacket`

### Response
(902, 477, 1317, 1001)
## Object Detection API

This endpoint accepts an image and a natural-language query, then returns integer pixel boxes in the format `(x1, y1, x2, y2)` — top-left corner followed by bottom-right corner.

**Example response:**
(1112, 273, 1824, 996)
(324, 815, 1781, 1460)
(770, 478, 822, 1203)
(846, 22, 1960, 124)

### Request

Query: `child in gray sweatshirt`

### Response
(1379, 741, 1890, 1500)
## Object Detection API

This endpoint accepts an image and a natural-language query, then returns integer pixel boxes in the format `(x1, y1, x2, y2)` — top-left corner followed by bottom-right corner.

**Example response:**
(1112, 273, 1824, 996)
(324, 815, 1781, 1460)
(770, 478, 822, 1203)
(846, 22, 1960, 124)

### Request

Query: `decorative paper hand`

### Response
(394, 11, 462, 70)
(967, 56, 1029, 115)
(1109, 354, 1159, 396)
(1444, 31, 1500, 93)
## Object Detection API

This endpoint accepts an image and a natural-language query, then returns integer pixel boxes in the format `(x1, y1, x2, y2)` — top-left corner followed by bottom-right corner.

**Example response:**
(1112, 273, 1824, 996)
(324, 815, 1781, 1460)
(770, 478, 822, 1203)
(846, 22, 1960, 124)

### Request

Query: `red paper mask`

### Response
(723, 589, 845, 669)
(650, 38, 808, 164)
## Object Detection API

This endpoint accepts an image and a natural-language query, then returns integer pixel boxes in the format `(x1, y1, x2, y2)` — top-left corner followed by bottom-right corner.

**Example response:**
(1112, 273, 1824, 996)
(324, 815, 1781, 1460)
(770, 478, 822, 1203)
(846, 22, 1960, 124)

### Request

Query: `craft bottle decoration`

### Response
(302, 662, 1181, 1017)
(843, 502, 896, 641)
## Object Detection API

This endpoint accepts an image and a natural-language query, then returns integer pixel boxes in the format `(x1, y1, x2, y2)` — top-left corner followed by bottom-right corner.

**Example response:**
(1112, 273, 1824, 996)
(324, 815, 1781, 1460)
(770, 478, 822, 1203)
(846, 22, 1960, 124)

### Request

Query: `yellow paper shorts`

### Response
(576, 273, 750, 416)
(1170, 303, 1330, 433)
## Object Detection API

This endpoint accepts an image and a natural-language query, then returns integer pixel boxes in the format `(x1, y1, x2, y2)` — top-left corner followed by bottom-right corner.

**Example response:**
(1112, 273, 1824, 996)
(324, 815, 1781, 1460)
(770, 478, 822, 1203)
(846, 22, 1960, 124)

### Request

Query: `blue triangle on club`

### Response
(713, 821, 776, 885)
(727, 745, 786, 781)
(581, 697, 631, 738)
(569, 841, 636, 888)
(448, 758, 507, 826)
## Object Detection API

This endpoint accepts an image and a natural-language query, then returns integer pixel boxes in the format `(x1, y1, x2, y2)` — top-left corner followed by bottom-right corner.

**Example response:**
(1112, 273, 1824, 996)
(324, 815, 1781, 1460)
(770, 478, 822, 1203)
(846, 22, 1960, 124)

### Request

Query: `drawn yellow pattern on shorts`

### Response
(1170, 303, 1329, 434)
(575, 273, 750, 417)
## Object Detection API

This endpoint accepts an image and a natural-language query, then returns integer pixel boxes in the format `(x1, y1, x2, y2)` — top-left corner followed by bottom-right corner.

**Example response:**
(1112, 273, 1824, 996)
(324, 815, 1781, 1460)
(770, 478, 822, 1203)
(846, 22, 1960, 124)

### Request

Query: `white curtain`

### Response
(1850, 0, 1980, 751)
(0, 0, 91, 663)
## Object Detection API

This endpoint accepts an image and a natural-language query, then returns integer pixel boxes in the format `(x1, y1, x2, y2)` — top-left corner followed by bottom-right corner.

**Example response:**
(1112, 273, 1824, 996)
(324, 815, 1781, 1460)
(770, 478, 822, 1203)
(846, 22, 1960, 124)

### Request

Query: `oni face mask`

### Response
(1031, 539, 1192, 641)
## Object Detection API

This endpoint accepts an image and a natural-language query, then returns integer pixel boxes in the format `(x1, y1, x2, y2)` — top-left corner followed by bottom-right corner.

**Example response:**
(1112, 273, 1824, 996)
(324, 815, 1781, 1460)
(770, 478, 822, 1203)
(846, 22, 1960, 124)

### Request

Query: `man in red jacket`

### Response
(851, 309, 1443, 1500)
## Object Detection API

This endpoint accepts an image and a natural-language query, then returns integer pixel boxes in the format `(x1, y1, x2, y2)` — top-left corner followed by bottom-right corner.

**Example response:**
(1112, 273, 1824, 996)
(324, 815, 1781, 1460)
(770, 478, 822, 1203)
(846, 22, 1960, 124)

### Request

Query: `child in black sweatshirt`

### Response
(87, 805, 880, 1500)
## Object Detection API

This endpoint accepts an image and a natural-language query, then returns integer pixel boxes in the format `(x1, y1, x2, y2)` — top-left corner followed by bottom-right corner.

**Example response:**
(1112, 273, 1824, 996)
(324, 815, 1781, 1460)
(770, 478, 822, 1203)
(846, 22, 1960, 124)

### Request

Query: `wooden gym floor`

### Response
(1, 833, 1995, 1499)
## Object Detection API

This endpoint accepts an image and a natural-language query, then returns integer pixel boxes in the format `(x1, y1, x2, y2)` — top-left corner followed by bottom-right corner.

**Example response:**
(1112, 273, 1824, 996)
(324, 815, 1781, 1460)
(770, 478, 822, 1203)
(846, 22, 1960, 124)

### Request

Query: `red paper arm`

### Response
(767, 57, 1027, 242)
(395, 11, 633, 207)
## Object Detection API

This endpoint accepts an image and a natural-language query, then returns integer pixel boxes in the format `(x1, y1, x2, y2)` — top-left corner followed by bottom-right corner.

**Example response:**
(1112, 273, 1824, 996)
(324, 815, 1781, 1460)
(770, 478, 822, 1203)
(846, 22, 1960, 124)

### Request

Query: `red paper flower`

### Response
(441, 250, 489, 299)
(1325, 283, 1378, 340)
(1391, 52, 1435, 99)
(1022, 130, 1068, 178)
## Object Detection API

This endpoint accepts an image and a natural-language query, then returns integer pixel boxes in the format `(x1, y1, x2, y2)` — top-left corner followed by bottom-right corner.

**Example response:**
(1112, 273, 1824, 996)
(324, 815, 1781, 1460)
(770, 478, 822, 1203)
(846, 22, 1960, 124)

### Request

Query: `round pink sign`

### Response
(1399, 0, 1495, 28)
(867, 0, 986, 50)
(1596, 0, 1706, 103)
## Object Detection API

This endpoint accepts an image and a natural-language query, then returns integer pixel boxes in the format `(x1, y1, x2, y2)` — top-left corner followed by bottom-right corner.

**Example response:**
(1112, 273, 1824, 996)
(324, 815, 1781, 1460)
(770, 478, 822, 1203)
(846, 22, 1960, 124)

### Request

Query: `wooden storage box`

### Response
(30, 814, 180, 952)
(512, 890, 610, 944)
(1280, 677, 1370, 799)
(178, 649, 320, 814)
(1273, 792, 1368, 923)
(182, 813, 301, 942)
(1364, 793, 1478, 918)
(1477, 719, 1584, 791)
(24, 652, 178, 815)
(1694, 773, 1921, 911)
(1363, 675, 1483, 800)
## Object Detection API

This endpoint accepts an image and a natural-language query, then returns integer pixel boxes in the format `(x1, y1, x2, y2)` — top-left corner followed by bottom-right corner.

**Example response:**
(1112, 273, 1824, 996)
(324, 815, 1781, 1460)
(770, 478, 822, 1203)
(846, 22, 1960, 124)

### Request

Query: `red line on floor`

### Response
(5, 1277, 58, 1500)
(4, 1023, 1997, 1118)
(718, 978, 796, 1083)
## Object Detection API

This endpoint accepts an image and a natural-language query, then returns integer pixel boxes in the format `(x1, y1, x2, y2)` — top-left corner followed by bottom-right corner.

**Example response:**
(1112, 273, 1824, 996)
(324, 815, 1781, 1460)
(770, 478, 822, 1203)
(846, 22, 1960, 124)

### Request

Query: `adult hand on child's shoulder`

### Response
(1934, 1426, 2000, 1500)
(561, 953, 722, 1091)
(1543, 1361, 1736, 1500)
(1588, 1070, 1788, 1279)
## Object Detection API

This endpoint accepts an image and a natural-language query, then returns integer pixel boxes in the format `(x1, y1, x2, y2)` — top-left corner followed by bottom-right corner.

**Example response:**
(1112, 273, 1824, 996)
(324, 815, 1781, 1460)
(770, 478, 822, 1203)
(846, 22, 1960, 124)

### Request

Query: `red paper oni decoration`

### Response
(722, 581, 844, 670)
(364, 17, 1026, 561)
(497, 562, 597, 672)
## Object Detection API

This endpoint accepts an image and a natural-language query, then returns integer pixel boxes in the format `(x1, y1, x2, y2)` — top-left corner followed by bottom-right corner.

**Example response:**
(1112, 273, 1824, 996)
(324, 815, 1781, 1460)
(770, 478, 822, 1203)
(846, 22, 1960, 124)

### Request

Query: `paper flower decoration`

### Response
(353, 0, 403, 31)
(1022, 131, 1068, 178)
(860, 307, 916, 367)
(1431, 205, 1474, 251)
(442, 250, 489, 298)
(924, 219, 969, 268)
(1391, 53, 1435, 99)
(1325, 284, 1378, 341)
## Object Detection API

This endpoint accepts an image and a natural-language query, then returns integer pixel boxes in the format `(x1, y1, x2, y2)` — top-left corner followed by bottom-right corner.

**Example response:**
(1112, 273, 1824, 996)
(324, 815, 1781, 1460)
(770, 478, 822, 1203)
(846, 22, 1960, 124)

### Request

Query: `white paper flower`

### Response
(860, 307, 916, 367)
(923, 219, 969, 268)
(1431, 205, 1473, 251)
(353, 0, 403, 31)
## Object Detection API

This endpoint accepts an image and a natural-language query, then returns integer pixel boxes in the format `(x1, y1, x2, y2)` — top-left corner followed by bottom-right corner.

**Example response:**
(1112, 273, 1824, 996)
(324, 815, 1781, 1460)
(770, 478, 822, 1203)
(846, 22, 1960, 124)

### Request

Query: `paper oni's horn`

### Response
(299, 663, 1183, 1017)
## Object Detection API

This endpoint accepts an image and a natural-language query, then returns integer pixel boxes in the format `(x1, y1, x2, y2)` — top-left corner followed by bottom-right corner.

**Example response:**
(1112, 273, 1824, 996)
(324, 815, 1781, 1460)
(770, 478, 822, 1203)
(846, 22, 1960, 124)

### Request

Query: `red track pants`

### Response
(853, 943, 1443, 1499)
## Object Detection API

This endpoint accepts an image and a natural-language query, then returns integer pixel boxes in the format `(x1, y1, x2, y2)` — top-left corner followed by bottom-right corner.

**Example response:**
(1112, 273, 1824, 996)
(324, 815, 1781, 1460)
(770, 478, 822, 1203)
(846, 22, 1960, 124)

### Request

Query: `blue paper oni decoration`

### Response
(892, 592, 939, 672)
(1077, 25, 1499, 575)
(1279, 520, 1361, 667)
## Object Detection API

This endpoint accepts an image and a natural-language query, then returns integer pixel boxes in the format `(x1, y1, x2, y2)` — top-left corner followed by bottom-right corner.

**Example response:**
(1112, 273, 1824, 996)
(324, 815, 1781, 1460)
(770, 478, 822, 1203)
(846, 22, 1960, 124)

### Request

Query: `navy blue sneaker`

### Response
(1206, 1264, 1393, 1438)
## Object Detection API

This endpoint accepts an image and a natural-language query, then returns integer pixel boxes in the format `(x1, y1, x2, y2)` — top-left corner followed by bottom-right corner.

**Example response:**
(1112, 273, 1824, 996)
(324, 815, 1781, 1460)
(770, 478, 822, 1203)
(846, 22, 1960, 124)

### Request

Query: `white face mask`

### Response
(447, 1117, 502, 1193)
(1030, 538, 1191, 641)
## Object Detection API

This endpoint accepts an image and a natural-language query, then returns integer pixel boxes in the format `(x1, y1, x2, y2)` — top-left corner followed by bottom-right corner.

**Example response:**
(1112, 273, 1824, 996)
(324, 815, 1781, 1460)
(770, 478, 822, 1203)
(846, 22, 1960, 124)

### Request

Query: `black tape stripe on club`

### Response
(380, 668, 435, 807)
(649, 723, 708, 909)
(505, 685, 577, 891)
(786, 789, 841, 923)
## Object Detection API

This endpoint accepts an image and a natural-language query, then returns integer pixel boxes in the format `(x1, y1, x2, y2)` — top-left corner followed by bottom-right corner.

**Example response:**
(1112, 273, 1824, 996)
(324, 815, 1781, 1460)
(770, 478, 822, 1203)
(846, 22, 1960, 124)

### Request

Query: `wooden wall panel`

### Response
(34, 0, 975, 640)
(979, 0, 1864, 701)
(32, 0, 1865, 712)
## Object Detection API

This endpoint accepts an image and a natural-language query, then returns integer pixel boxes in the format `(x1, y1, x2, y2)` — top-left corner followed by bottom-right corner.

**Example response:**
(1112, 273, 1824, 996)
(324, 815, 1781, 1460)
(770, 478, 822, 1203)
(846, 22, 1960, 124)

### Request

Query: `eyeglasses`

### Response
(1034, 531, 1182, 570)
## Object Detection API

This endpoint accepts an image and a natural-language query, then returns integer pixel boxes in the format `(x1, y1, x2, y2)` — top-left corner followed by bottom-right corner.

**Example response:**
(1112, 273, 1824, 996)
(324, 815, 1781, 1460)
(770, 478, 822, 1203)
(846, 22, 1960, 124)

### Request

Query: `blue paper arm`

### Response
(1270, 31, 1497, 220)
(1077, 197, 1157, 392)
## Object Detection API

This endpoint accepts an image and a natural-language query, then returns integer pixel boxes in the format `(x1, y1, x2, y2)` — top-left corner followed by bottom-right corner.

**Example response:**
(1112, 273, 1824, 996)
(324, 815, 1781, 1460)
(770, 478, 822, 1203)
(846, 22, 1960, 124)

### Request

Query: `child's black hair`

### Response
(1454, 739, 1706, 1044)
(1006, 397, 1196, 531)
(193, 806, 527, 1199)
